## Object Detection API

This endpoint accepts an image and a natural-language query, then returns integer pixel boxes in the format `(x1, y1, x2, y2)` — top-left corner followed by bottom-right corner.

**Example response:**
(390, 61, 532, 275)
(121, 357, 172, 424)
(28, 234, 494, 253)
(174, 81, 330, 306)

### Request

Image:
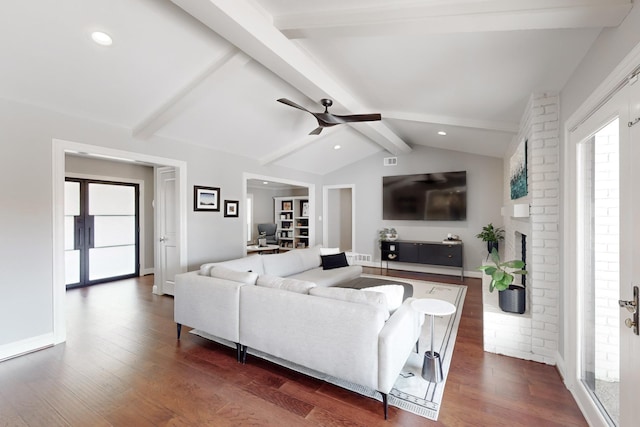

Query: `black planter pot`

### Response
(498, 285, 526, 314)
(487, 241, 499, 254)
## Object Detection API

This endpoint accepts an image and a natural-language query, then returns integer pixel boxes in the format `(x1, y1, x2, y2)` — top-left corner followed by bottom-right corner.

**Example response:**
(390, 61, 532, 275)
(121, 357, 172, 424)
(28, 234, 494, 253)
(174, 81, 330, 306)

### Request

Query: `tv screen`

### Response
(383, 171, 467, 221)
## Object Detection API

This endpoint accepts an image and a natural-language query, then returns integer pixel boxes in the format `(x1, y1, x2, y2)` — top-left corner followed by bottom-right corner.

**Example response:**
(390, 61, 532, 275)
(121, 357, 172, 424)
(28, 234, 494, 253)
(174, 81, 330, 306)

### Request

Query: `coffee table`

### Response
(411, 298, 456, 382)
(336, 276, 413, 301)
(246, 244, 279, 254)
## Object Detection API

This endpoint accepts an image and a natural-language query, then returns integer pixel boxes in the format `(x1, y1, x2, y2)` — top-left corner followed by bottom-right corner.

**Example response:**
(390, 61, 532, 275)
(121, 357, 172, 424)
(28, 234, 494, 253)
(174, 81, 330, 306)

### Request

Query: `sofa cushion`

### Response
(309, 287, 390, 320)
(256, 274, 316, 294)
(319, 247, 340, 255)
(298, 246, 322, 271)
(288, 265, 362, 287)
(321, 252, 349, 270)
(261, 250, 302, 277)
(209, 266, 258, 285)
(361, 284, 404, 313)
(201, 255, 265, 276)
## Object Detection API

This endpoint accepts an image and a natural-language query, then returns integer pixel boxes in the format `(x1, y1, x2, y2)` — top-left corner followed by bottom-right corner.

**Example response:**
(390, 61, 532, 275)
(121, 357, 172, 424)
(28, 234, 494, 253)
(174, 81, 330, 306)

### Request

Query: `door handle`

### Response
(619, 285, 639, 335)
(159, 236, 167, 242)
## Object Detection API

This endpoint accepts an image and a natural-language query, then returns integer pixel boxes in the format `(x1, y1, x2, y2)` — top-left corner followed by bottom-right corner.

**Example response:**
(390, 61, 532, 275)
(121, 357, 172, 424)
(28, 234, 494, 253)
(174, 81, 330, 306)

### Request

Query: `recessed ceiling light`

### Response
(91, 31, 113, 46)
(334, 145, 341, 150)
(437, 131, 447, 136)
(263, 181, 269, 185)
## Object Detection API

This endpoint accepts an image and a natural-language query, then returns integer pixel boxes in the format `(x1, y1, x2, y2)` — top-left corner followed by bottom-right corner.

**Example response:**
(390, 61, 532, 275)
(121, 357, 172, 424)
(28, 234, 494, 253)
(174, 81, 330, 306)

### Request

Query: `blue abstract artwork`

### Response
(510, 140, 527, 200)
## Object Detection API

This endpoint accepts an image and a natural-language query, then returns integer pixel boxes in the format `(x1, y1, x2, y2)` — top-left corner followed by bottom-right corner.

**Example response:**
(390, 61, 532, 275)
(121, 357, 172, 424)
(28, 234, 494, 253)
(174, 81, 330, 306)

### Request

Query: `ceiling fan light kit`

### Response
(277, 98, 381, 135)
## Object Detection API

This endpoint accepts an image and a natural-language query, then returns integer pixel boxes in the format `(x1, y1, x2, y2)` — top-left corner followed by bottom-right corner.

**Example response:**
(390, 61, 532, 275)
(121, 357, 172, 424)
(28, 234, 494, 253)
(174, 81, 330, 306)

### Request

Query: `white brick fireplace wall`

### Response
(484, 93, 559, 365)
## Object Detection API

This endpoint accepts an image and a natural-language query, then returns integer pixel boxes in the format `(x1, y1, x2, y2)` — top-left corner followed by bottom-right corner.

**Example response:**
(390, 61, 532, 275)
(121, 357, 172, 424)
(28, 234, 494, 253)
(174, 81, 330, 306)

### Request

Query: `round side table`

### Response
(411, 298, 456, 383)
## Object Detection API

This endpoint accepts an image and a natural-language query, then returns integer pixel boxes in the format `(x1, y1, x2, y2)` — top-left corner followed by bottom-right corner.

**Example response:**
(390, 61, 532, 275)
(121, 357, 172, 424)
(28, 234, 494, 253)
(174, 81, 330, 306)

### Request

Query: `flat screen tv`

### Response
(383, 171, 467, 221)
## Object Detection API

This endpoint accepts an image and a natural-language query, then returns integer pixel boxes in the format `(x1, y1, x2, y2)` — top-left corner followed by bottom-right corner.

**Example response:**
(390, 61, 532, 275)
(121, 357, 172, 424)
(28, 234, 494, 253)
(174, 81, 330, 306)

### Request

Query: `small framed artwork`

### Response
(194, 186, 220, 211)
(282, 201, 292, 211)
(224, 200, 239, 217)
(301, 202, 309, 217)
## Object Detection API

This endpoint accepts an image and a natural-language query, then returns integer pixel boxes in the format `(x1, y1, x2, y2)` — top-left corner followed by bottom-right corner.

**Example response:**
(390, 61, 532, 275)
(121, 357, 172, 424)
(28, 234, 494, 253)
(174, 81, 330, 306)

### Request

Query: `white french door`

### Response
(569, 79, 640, 426)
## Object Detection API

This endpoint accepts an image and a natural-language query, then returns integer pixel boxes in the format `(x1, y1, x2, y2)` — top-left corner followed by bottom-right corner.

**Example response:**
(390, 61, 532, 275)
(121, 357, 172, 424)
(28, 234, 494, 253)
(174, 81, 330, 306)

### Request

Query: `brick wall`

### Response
(483, 93, 559, 365)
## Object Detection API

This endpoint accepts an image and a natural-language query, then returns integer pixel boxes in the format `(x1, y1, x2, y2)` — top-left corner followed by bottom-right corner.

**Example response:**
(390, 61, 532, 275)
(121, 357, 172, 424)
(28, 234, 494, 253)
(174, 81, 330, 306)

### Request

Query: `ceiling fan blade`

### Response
(277, 98, 311, 113)
(309, 127, 323, 135)
(332, 113, 382, 123)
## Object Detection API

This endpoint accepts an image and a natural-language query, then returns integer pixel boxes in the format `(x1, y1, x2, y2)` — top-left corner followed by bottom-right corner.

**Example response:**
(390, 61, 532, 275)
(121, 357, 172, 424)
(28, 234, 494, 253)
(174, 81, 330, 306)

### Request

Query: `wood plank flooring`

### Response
(0, 269, 587, 426)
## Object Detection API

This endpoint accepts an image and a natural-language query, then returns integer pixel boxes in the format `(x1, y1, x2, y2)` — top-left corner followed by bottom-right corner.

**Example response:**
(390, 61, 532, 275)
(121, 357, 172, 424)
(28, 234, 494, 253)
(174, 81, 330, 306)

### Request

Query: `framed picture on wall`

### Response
(194, 186, 220, 211)
(224, 200, 239, 217)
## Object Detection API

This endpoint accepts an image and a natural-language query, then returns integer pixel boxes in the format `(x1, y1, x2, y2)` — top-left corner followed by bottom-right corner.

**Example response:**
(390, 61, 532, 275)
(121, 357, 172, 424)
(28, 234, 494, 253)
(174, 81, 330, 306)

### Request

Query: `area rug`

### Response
(191, 275, 466, 421)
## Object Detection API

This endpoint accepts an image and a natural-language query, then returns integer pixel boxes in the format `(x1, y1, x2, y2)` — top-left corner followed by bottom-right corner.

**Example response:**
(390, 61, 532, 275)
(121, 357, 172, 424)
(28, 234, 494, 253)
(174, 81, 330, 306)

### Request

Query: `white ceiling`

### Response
(0, 0, 632, 174)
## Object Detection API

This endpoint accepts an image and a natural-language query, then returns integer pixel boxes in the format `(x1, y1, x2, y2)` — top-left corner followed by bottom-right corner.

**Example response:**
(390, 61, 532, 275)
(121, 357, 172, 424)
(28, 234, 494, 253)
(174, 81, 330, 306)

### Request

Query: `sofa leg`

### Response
(241, 345, 248, 364)
(235, 343, 242, 363)
(176, 323, 182, 340)
(415, 339, 419, 353)
(381, 392, 388, 419)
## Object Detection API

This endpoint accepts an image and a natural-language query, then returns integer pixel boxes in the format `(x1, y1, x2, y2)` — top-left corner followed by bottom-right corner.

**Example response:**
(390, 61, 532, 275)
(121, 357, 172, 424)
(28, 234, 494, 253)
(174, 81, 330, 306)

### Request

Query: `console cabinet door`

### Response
(398, 242, 419, 263)
(421, 243, 462, 267)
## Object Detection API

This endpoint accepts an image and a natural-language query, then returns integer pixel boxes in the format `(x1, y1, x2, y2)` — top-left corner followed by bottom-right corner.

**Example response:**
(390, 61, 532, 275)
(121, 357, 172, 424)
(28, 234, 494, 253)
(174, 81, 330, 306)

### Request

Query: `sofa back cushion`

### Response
(209, 266, 258, 285)
(200, 255, 265, 276)
(262, 246, 321, 277)
(309, 287, 390, 320)
(256, 274, 316, 294)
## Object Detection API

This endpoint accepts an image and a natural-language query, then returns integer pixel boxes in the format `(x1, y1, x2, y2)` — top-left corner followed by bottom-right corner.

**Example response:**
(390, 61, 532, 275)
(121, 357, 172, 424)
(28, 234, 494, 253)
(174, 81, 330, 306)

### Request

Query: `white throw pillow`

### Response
(319, 247, 341, 256)
(209, 266, 258, 285)
(309, 287, 389, 320)
(361, 284, 404, 313)
(256, 274, 316, 294)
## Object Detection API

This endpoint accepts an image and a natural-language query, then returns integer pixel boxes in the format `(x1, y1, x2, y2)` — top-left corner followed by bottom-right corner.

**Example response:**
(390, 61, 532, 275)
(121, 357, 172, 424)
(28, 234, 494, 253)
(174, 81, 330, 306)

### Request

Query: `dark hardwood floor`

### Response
(0, 269, 587, 426)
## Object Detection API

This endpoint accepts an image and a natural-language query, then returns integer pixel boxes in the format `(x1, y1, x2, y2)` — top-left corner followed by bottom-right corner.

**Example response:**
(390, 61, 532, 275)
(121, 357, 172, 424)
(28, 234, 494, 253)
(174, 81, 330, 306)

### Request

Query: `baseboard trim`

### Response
(140, 268, 155, 276)
(0, 333, 55, 362)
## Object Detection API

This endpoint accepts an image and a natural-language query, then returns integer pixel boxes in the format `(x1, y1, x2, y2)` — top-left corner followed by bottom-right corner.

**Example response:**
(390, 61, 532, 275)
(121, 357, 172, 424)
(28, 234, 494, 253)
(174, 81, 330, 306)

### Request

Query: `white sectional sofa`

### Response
(174, 246, 423, 418)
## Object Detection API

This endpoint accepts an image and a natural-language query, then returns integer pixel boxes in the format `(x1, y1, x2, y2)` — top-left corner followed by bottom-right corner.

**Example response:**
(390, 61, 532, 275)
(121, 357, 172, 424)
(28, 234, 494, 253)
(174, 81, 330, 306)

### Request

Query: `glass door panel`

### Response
(578, 118, 620, 425)
(64, 180, 80, 286)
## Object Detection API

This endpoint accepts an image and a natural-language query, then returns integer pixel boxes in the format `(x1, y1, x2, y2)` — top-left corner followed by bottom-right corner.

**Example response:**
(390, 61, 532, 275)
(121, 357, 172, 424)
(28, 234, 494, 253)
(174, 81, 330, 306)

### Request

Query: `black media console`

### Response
(381, 240, 464, 279)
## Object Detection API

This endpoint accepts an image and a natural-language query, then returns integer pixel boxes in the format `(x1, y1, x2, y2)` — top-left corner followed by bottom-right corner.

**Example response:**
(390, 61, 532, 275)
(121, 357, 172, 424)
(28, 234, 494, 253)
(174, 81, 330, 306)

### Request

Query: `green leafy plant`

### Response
(475, 223, 505, 243)
(478, 248, 527, 292)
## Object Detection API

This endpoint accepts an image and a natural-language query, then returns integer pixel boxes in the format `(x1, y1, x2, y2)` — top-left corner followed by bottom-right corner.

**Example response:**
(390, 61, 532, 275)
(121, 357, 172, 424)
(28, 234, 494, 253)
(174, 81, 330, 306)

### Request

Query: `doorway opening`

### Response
(323, 185, 355, 252)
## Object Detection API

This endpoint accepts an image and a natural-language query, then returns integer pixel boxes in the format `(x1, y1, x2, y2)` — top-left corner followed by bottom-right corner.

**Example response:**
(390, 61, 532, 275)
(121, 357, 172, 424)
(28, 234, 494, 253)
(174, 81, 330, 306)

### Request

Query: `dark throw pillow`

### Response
(321, 252, 349, 270)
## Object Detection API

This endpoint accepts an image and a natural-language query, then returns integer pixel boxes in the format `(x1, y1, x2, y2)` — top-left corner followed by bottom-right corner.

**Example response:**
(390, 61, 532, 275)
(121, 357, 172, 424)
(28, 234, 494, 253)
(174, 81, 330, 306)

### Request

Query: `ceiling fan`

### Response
(277, 98, 381, 135)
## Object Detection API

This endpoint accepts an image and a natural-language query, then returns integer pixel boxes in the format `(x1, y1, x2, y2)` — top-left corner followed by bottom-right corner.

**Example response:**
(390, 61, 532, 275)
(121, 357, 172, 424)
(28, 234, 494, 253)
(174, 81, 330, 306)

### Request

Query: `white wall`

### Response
(323, 145, 504, 274)
(0, 98, 322, 354)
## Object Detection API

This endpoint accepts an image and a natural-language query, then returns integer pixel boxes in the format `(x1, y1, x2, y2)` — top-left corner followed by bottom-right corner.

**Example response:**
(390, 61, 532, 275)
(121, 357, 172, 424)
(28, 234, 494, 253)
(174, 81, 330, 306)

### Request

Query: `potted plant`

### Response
(476, 223, 505, 254)
(378, 227, 398, 243)
(478, 248, 528, 314)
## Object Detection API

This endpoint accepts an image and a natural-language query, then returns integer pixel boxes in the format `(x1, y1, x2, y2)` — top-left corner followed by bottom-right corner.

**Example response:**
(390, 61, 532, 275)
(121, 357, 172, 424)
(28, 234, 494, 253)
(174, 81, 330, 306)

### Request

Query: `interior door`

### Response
(156, 167, 179, 295)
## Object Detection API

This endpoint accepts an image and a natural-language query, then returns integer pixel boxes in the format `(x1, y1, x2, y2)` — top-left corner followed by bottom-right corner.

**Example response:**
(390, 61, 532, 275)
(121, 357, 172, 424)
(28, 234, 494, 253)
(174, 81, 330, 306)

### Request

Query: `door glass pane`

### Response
(579, 118, 620, 425)
(64, 181, 80, 285)
(89, 246, 135, 281)
(93, 216, 135, 247)
(88, 183, 135, 215)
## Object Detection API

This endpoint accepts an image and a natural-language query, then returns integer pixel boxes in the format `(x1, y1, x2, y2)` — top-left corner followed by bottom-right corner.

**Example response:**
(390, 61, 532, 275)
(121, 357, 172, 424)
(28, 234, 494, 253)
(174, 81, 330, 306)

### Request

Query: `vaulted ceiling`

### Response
(0, 0, 632, 174)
